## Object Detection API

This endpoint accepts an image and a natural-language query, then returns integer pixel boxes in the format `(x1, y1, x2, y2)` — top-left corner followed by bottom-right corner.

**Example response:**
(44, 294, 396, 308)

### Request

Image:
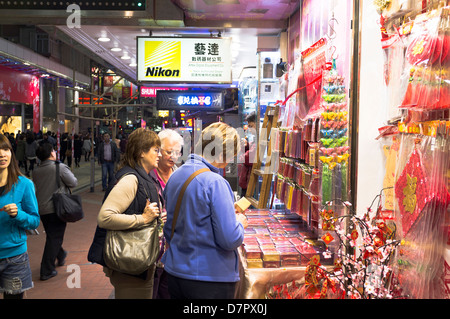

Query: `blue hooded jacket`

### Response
(0, 176, 40, 259)
(162, 154, 244, 282)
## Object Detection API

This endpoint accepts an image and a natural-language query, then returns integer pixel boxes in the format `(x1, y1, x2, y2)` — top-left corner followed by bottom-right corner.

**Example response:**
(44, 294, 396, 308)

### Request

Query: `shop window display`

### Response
(237, 0, 449, 300)
(238, 35, 356, 298)
(374, 1, 450, 299)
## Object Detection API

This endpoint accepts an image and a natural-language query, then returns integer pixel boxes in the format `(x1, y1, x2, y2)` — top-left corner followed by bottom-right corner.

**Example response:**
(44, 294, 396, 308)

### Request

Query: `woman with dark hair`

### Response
(0, 134, 40, 299)
(88, 128, 163, 299)
(32, 142, 78, 281)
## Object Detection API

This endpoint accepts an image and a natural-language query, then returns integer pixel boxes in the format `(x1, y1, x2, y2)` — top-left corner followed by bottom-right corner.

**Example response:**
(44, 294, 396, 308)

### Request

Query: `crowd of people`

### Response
(0, 122, 250, 299)
(2, 130, 96, 177)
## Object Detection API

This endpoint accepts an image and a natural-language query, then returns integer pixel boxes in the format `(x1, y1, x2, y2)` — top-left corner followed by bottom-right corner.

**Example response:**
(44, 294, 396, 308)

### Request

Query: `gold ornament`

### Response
(402, 174, 417, 214)
(412, 40, 425, 56)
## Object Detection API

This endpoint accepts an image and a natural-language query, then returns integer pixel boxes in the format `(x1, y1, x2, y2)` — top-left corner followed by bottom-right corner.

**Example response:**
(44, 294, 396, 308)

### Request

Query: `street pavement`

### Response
(23, 158, 115, 299)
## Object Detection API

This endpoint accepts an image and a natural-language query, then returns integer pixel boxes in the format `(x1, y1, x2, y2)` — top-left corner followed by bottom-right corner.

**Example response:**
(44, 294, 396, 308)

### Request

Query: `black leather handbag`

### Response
(52, 161, 84, 223)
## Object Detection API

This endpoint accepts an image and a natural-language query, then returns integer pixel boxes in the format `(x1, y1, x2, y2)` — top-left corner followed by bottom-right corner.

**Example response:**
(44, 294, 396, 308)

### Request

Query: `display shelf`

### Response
(236, 209, 333, 299)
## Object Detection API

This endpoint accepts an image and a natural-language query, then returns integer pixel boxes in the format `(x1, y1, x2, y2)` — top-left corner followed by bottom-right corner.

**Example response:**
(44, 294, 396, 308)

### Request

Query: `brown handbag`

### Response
(103, 178, 160, 276)
(103, 218, 160, 275)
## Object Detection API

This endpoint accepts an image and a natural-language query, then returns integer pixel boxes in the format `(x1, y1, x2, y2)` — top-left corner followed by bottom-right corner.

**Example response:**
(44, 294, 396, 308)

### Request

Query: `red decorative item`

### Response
(439, 34, 450, 64)
(350, 229, 358, 241)
(321, 232, 334, 245)
(406, 33, 438, 65)
(432, 34, 450, 65)
(394, 148, 429, 237)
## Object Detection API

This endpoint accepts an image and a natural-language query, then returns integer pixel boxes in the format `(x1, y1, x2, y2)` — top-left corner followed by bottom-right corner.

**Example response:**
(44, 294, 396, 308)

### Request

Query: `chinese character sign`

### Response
(156, 91, 223, 110)
(137, 37, 232, 83)
(177, 95, 212, 106)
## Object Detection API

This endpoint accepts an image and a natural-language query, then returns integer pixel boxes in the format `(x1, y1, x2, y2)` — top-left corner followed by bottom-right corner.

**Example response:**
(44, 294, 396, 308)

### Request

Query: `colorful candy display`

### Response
(319, 60, 350, 206)
(241, 210, 332, 269)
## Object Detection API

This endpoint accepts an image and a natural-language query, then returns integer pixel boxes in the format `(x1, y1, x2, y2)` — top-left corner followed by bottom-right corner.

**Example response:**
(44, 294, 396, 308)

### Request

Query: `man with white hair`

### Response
(149, 128, 184, 299)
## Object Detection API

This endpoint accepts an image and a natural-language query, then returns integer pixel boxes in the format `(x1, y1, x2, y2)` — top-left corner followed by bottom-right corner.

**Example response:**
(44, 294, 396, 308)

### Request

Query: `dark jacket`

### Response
(74, 138, 83, 158)
(98, 140, 120, 164)
(87, 165, 160, 269)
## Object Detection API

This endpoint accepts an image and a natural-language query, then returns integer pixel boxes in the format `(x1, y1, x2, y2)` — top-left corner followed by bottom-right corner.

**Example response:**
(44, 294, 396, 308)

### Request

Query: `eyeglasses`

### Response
(161, 149, 181, 157)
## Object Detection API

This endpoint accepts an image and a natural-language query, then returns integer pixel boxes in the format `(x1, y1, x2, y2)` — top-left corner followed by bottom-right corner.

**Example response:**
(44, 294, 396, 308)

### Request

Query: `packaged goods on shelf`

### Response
(241, 209, 333, 268)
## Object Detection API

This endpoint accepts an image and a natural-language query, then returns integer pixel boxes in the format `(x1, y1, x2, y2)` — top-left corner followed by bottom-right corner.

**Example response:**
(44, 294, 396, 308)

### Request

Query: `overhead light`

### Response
(129, 62, 137, 67)
(121, 55, 130, 60)
(98, 37, 110, 42)
(111, 47, 122, 52)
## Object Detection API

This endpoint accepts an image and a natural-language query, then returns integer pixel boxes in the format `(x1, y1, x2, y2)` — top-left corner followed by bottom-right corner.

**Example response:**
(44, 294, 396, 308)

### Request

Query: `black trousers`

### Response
(40, 213, 66, 276)
(167, 273, 237, 299)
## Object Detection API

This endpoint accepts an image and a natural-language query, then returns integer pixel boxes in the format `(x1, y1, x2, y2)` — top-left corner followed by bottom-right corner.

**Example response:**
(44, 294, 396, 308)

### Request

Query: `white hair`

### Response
(158, 129, 184, 147)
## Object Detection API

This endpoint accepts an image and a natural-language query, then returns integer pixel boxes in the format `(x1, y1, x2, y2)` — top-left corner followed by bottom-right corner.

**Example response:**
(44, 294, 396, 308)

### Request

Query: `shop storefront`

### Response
(236, 0, 450, 299)
(357, 0, 450, 299)
(0, 65, 39, 133)
(0, 0, 448, 301)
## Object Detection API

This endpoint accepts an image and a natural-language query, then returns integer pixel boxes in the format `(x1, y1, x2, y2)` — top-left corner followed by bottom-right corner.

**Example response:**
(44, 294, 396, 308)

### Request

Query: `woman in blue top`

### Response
(162, 122, 248, 299)
(0, 134, 40, 299)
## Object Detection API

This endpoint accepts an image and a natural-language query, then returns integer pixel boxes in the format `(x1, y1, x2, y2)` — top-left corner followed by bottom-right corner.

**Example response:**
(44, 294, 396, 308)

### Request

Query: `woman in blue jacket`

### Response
(162, 122, 248, 299)
(0, 134, 40, 299)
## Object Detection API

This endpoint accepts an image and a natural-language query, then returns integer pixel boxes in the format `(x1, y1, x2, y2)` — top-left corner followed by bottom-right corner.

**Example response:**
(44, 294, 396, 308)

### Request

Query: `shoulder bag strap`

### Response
(55, 161, 60, 188)
(55, 161, 72, 194)
(170, 167, 209, 239)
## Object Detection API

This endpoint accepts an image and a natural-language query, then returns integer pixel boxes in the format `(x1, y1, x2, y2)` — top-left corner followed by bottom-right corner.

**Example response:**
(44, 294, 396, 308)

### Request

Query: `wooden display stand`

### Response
(245, 104, 280, 208)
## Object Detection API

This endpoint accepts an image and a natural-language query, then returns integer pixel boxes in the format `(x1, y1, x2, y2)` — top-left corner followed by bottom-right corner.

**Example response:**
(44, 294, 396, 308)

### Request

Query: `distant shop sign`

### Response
(137, 37, 232, 83)
(156, 90, 224, 111)
(140, 86, 188, 98)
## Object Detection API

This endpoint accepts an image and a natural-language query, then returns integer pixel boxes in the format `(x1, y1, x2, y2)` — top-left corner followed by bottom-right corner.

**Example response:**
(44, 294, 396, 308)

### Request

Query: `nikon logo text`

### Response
(146, 67, 180, 77)
(142, 40, 181, 80)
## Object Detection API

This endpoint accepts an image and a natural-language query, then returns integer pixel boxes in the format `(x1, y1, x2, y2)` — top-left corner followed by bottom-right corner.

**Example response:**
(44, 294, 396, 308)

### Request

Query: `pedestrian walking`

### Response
(25, 132, 38, 177)
(0, 134, 40, 299)
(73, 134, 82, 168)
(82, 135, 92, 161)
(15, 133, 26, 171)
(32, 143, 78, 281)
(97, 133, 119, 191)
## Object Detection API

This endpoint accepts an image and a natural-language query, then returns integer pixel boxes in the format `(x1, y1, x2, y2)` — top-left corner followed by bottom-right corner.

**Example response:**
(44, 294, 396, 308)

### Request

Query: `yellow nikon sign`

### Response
(143, 40, 181, 78)
(137, 37, 232, 83)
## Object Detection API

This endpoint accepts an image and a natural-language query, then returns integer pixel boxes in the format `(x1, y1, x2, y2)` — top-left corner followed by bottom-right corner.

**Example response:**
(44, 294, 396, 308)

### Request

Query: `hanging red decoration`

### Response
(406, 33, 440, 66)
(394, 148, 429, 237)
(350, 229, 359, 241)
(321, 232, 334, 245)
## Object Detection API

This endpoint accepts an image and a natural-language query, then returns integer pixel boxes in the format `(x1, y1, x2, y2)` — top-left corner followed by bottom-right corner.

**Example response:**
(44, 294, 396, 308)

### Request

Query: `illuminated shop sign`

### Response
(157, 91, 223, 110)
(140, 86, 188, 98)
(137, 37, 232, 83)
(178, 95, 212, 106)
